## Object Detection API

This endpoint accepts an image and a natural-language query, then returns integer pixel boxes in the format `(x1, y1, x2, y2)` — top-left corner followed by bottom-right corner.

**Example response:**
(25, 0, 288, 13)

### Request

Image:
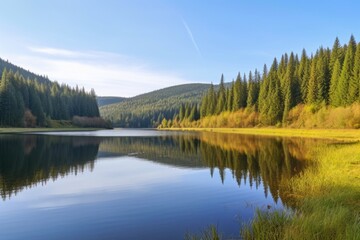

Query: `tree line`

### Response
(0, 67, 100, 127)
(161, 35, 360, 128)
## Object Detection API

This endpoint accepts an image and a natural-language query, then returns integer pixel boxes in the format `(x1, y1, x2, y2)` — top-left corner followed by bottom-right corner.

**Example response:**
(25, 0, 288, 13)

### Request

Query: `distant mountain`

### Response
(100, 83, 213, 128)
(97, 96, 127, 107)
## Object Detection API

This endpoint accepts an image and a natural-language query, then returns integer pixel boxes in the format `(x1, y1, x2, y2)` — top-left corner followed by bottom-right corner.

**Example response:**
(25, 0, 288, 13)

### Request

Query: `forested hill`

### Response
(0, 58, 101, 127)
(97, 96, 127, 107)
(100, 83, 215, 127)
(0, 58, 51, 85)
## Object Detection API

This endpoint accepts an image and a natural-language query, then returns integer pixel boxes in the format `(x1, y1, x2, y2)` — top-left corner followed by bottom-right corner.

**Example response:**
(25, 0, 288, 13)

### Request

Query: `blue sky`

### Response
(1, 0, 359, 97)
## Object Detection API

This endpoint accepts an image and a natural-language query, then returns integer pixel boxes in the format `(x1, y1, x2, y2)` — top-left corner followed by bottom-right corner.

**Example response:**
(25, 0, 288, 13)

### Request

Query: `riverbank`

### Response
(165, 128, 360, 239)
(165, 127, 360, 142)
(0, 128, 103, 134)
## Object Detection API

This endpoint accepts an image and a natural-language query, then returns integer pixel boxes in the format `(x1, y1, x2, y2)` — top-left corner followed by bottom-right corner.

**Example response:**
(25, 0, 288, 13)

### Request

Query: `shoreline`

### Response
(162, 127, 360, 239)
(0, 128, 104, 134)
(161, 127, 360, 142)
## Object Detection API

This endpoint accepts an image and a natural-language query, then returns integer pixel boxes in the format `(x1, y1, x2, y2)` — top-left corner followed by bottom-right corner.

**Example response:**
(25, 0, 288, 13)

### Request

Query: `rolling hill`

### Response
(97, 96, 127, 107)
(100, 83, 212, 127)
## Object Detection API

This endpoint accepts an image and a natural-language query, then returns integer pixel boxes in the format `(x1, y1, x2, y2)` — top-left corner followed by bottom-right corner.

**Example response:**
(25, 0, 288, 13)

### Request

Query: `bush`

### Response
(72, 116, 112, 129)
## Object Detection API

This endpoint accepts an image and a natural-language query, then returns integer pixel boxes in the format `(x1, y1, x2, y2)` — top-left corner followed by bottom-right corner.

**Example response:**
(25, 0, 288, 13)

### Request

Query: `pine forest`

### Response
(161, 36, 360, 129)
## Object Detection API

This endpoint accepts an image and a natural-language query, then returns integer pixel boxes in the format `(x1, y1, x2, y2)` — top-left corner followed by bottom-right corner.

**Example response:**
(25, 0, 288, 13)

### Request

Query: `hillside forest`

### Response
(0, 58, 107, 128)
(160, 35, 360, 129)
(100, 84, 213, 128)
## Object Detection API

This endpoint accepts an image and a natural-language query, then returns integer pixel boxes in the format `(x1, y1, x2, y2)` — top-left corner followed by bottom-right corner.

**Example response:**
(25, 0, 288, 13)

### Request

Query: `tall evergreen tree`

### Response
(329, 59, 342, 106)
(246, 71, 255, 108)
(307, 54, 318, 104)
(297, 49, 310, 102)
(226, 81, 234, 111)
(348, 42, 360, 103)
(282, 53, 299, 123)
(337, 35, 356, 106)
(216, 74, 226, 114)
(232, 73, 242, 111)
(206, 83, 216, 116)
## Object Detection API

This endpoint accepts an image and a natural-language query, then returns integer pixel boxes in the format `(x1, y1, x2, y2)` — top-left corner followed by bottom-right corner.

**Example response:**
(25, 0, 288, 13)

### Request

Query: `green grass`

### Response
(175, 128, 360, 240)
(184, 225, 221, 240)
(241, 141, 360, 240)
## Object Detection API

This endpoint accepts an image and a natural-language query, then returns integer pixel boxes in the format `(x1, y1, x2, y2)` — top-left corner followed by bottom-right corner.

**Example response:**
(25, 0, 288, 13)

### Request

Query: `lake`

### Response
(0, 129, 315, 239)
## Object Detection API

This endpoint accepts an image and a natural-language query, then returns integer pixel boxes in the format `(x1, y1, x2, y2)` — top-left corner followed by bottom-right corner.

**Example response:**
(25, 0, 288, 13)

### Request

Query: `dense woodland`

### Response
(161, 36, 360, 128)
(0, 58, 102, 127)
(100, 84, 213, 127)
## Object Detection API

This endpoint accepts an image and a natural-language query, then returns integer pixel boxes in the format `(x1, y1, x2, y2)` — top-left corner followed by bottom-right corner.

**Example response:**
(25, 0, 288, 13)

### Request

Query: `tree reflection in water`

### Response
(0, 132, 321, 207)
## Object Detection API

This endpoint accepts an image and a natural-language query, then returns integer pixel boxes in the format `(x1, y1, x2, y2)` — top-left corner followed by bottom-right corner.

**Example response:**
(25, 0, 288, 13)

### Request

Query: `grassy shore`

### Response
(166, 128, 360, 239)
(166, 127, 360, 142)
(0, 127, 102, 134)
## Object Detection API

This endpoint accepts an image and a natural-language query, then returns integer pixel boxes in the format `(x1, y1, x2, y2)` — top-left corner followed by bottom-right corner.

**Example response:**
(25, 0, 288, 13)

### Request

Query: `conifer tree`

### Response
(200, 93, 209, 118)
(227, 81, 234, 111)
(258, 64, 269, 115)
(329, 59, 342, 106)
(330, 37, 342, 72)
(206, 83, 216, 116)
(297, 49, 310, 102)
(246, 71, 259, 109)
(307, 54, 318, 104)
(282, 53, 299, 123)
(232, 73, 242, 111)
(348, 42, 360, 103)
(316, 48, 330, 104)
(336, 36, 357, 105)
(179, 104, 185, 121)
(216, 74, 226, 114)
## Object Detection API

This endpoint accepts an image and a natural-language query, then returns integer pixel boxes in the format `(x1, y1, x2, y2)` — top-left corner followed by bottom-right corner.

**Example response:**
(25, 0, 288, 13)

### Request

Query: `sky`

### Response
(1, 0, 360, 97)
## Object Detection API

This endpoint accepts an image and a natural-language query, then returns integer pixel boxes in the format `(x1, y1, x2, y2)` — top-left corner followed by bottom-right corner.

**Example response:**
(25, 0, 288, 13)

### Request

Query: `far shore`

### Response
(0, 128, 104, 134)
(161, 127, 360, 142)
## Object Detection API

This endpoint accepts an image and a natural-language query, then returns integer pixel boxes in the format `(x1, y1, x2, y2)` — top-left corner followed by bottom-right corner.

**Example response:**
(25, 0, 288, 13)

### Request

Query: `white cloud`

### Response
(5, 47, 191, 97)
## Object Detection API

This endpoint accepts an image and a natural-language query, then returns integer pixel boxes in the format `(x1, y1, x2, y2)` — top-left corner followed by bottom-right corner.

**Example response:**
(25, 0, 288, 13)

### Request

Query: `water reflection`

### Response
(0, 131, 317, 207)
(0, 135, 100, 200)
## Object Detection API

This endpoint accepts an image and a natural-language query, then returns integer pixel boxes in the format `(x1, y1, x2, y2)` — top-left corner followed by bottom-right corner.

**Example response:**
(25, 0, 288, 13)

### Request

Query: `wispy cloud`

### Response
(181, 18, 202, 57)
(6, 47, 191, 97)
(28, 47, 87, 58)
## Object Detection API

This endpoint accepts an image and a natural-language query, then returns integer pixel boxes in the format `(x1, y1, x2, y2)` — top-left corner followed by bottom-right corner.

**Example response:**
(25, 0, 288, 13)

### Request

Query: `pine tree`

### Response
(329, 59, 342, 106)
(307, 54, 318, 104)
(227, 81, 234, 111)
(216, 74, 226, 114)
(283, 53, 298, 123)
(246, 71, 259, 108)
(316, 48, 330, 104)
(348, 42, 360, 103)
(232, 73, 242, 111)
(200, 93, 209, 118)
(337, 35, 356, 106)
(206, 83, 216, 116)
(297, 49, 310, 102)
(258, 64, 269, 115)
(240, 74, 248, 108)
(329, 37, 342, 72)
(179, 104, 185, 121)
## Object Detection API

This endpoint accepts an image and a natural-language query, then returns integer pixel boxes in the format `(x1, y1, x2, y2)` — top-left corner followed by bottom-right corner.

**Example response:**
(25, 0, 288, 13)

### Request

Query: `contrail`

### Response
(181, 18, 202, 57)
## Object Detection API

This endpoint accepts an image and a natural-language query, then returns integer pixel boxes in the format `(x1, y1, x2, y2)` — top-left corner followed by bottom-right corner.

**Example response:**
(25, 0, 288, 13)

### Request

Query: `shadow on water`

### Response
(0, 131, 322, 207)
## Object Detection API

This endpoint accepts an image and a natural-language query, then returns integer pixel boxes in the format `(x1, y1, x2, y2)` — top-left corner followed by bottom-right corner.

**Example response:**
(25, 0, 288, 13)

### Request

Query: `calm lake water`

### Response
(0, 129, 315, 239)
